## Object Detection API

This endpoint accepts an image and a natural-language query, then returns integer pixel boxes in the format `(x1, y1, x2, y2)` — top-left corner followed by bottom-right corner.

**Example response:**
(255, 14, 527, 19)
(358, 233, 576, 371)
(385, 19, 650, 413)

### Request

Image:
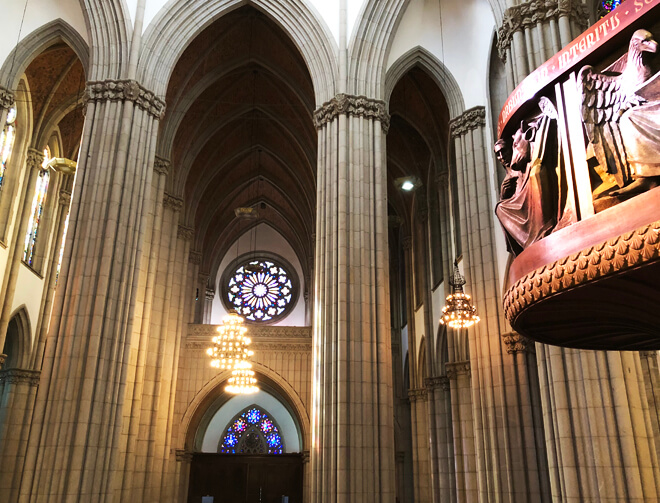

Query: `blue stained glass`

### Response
(599, 0, 622, 17)
(246, 408, 261, 424)
(220, 406, 284, 454)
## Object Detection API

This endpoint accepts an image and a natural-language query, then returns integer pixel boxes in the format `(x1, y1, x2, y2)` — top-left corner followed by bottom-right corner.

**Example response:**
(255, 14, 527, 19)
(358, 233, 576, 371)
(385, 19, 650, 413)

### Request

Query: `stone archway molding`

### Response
(179, 361, 310, 452)
(137, 0, 339, 105)
(385, 46, 465, 119)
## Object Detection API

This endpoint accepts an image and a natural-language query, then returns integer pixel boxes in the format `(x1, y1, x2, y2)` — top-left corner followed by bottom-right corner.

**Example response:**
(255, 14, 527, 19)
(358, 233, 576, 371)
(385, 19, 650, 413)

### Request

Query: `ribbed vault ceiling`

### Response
(162, 6, 317, 277)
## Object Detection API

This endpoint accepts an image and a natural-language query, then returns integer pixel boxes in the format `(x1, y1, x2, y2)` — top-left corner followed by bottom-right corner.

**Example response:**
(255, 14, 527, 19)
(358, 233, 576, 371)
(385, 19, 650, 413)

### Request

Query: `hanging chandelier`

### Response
(225, 360, 259, 394)
(207, 312, 254, 370)
(440, 261, 480, 329)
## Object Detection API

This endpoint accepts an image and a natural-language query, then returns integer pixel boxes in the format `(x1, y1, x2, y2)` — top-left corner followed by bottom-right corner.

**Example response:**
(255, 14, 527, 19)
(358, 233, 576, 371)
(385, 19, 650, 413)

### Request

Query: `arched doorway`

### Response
(188, 386, 304, 503)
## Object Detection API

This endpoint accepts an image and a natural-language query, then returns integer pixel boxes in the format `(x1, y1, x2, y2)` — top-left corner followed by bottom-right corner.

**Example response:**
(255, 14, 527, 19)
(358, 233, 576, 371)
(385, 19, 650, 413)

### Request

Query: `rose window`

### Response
(225, 258, 295, 322)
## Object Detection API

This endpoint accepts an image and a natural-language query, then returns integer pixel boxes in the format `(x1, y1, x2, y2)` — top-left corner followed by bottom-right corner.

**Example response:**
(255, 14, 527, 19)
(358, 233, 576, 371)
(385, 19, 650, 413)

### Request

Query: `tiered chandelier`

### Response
(440, 261, 480, 329)
(207, 312, 258, 394)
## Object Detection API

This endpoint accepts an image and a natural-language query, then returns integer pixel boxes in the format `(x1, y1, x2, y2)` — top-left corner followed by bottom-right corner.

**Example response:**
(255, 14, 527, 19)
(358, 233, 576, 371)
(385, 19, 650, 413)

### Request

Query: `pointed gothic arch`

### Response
(138, 0, 338, 104)
(3, 307, 32, 369)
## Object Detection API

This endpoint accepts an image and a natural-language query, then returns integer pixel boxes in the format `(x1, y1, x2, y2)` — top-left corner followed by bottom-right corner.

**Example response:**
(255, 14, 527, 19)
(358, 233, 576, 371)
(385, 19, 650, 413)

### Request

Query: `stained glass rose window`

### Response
(219, 406, 284, 454)
(223, 257, 297, 322)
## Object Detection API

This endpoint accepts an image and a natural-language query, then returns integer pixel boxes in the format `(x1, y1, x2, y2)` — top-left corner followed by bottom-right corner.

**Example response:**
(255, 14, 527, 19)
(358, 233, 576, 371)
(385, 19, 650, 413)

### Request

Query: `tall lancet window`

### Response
(23, 148, 51, 266)
(0, 106, 17, 193)
(598, 0, 623, 18)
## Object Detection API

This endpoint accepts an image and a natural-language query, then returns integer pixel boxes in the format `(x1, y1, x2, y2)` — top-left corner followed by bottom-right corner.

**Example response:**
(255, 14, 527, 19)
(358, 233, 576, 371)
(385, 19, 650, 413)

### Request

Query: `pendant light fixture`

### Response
(440, 260, 480, 329)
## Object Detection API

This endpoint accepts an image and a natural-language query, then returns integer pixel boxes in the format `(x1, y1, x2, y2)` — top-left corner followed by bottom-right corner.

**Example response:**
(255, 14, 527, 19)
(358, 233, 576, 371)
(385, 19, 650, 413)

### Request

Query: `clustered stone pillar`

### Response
(311, 93, 395, 503)
(450, 106, 551, 502)
(425, 375, 455, 502)
(19, 78, 165, 503)
(408, 388, 430, 502)
(497, 0, 589, 90)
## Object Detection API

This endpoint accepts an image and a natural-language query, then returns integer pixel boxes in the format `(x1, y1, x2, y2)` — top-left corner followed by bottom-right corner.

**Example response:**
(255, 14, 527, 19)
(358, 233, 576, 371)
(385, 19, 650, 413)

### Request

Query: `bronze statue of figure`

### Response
(494, 100, 559, 256)
(579, 29, 660, 198)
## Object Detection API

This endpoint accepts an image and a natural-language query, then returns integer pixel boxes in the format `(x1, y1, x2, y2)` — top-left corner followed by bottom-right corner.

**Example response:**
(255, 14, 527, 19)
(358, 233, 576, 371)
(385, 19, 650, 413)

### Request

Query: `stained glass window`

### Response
(23, 149, 51, 266)
(0, 106, 17, 193)
(598, 0, 623, 18)
(220, 406, 284, 454)
(224, 258, 295, 322)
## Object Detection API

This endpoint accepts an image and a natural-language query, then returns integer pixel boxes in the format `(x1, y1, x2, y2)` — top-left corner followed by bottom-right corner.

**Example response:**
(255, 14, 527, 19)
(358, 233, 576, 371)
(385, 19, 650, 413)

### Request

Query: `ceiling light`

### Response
(394, 176, 422, 192)
(440, 261, 480, 329)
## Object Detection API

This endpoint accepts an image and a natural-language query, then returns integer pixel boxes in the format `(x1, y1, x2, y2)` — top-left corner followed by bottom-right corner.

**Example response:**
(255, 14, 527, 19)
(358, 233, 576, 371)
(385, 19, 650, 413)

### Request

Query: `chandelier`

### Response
(207, 312, 254, 370)
(225, 360, 259, 394)
(440, 261, 480, 329)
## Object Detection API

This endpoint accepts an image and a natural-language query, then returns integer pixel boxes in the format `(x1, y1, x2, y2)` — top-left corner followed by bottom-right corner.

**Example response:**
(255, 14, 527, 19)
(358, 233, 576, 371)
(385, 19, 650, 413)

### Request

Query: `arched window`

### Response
(23, 148, 51, 266)
(56, 212, 70, 282)
(222, 257, 297, 322)
(597, 0, 623, 18)
(220, 406, 284, 454)
(0, 106, 17, 193)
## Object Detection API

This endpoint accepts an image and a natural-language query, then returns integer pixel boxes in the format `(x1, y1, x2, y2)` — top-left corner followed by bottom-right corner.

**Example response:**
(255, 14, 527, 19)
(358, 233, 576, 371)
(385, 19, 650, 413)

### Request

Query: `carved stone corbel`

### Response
(313, 93, 390, 133)
(449, 107, 486, 137)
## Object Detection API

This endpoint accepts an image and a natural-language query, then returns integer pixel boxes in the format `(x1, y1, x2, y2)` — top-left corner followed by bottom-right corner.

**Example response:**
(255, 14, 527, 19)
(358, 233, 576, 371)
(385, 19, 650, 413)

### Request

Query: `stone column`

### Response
(408, 388, 430, 503)
(537, 347, 660, 502)
(311, 94, 395, 503)
(0, 149, 45, 363)
(0, 369, 40, 502)
(195, 272, 209, 324)
(187, 250, 201, 324)
(20, 78, 165, 503)
(497, 1, 590, 90)
(425, 376, 455, 501)
(446, 361, 477, 502)
(640, 351, 660, 458)
(174, 449, 193, 503)
(203, 287, 215, 323)
(450, 106, 550, 502)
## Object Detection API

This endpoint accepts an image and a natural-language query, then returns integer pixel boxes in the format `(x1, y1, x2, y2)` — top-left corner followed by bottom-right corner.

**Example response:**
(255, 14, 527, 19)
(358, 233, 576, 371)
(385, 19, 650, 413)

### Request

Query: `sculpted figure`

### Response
(495, 100, 559, 256)
(579, 29, 660, 197)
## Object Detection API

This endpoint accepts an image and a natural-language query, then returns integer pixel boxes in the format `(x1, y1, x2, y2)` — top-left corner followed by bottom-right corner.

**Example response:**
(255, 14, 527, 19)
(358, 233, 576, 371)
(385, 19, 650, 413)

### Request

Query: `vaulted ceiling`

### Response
(161, 6, 317, 278)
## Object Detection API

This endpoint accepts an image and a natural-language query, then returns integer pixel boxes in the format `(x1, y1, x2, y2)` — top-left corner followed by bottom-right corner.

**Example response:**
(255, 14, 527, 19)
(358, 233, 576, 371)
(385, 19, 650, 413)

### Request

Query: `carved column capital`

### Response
(408, 387, 428, 402)
(436, 172, 449, 190)
(0, 354, 5, 369)
(640, 350, 658, 359)
(0, 368, 41, 386)
(496, 1, 589, 61)
(446, 360, 471, 379)
(502, 332, 535, 354)
(449, 107, 486, 138)
(425, 376, 450, 391)
(314, 93, 390, 133)
(198, 272, 210, 285)
(189, 250, 202, 265)
(0, 86, 14, 110)
(85, 79, 166, 119)
(154, 156, 170, 176)
(27, 148, 45, 171)
(59, 190, 72, 207)
(205, 288, 215, 301)
(402, 236, 413, 251)
(178, 225, 194, 241)
(163, 193, 183, 212)
(175, 449, 193, 463)
(302, 451, 310, 464)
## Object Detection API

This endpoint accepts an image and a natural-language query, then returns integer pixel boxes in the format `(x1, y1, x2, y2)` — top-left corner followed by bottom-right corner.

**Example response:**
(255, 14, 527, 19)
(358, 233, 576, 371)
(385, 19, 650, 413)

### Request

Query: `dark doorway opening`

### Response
(188, 453, 303, 503)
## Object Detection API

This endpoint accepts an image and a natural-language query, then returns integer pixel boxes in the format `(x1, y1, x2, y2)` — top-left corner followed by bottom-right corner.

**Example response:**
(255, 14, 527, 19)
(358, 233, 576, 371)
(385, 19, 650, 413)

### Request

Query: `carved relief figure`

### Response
(495, 99, 559, 256)
(579, 29, 660, 199)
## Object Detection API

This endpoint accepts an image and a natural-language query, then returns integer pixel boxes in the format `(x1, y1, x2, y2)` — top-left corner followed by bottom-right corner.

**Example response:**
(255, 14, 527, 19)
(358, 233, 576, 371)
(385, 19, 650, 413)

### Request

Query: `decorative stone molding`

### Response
(0, 368, 41, 386)
(187, 324, 312, 340)
(189, 250, 202, 265)
(425, 376, 450, 391)
(449, 107, 486, 138)
(445, 360, 471, 379)
(163, 193, 183, 212)
(302, 451, 310, 464)
(504, 220, 660, 326)
(314, 93, 390, 133)
(27, 148, 45, 171)
(436, 172, 449, 189)
(85, 79, 166, 119)
(640, 350, 658, 359)
(175, 449, 193, 462)
(154, 156, 170, 176)
(59, 190, 72, 207)
(205, 287, 215, 301)
(198, 273, 209, 285)
(0, 353, 5, 369)
(502, 332, 535, 354)
(0, 86, 15, 110)
(497, 1, 589, 61)
(408, 388, 428, 402)
(402, 236, 413, 251)
(178, 225, 194, 241)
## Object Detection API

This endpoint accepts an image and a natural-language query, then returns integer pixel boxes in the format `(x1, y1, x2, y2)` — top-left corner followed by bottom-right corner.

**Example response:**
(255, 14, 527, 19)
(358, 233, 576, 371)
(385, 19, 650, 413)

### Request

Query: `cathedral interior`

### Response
(0, 0, 659, 502)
